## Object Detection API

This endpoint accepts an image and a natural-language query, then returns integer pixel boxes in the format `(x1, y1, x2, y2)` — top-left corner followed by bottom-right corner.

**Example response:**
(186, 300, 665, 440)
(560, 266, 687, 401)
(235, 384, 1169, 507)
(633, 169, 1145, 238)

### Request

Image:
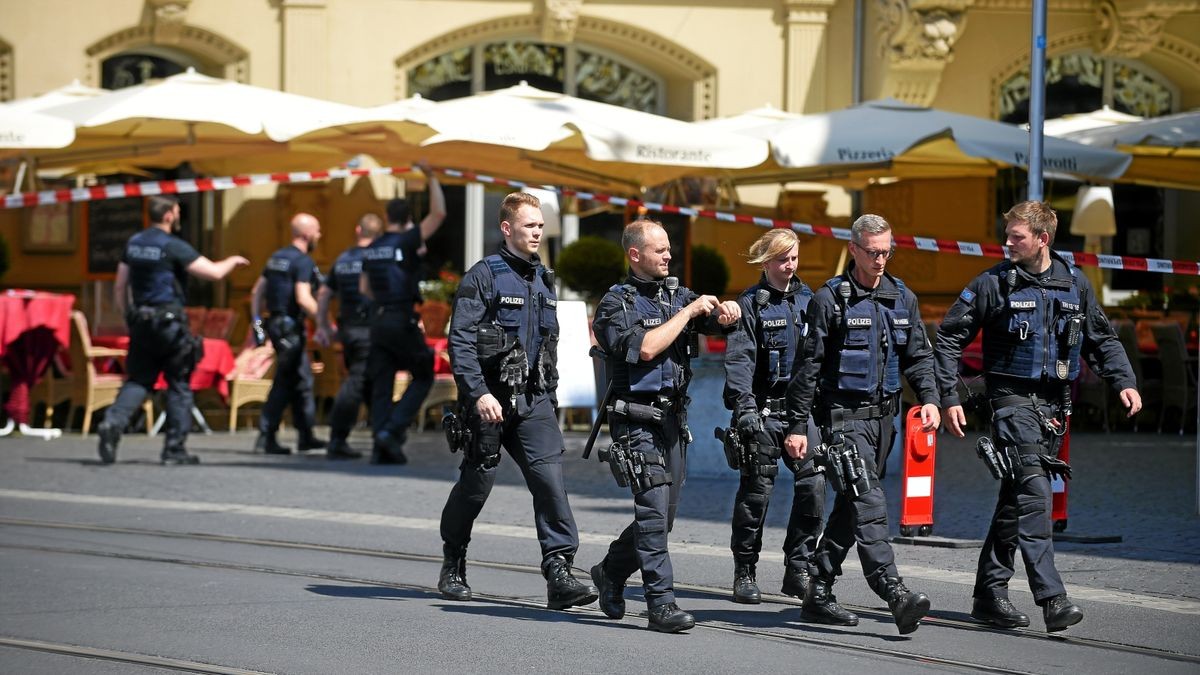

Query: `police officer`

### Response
(785, 214, 938, 635)
(722, 228, 824, 604)
(251, 213, 326, 455)
(314, 213, 384, 460)
(97, 195, 248, 465)
(436, 191, 597, 611)
(936, 201, 1141, 633)
(360, 164, 446, 464)
(588, 218, 740, 633)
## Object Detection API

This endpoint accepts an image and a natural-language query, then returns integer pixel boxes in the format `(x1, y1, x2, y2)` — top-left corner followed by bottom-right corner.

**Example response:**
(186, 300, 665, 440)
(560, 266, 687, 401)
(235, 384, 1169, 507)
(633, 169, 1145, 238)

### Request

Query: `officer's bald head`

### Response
(291, 213, 320, 238)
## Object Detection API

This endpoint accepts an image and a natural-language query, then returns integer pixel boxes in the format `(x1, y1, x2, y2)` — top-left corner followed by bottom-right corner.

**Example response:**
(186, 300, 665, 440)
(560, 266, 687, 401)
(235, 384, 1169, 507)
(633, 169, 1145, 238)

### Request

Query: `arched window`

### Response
(997, 52, 1176, 124)
(406, 40, 664, 114)
(100, 45, 203, 90)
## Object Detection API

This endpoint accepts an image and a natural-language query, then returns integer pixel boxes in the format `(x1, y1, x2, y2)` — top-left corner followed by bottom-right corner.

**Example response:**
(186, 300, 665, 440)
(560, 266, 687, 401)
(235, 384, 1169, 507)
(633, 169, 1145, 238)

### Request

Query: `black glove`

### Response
(1040, 455, 1073, 481)
(736, 411, 762, 436)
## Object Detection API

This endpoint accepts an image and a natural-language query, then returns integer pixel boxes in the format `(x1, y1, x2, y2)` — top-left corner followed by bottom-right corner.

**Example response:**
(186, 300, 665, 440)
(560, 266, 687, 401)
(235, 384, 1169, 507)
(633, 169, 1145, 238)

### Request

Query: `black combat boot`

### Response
(255, 432, 291, 455)
(590, 559, 626, 619)
(296, 433, 327, 452)
(801, 576, 859, 626)
(971, 596, 1030, 628)
(97, 421, 120, 465)
(781, 566, 812, 603)
(325, 438, 362, 460)
(161, 446, 200, 465)
(881, 576, 930, 635)
(437, 546, 471, 602)
(371, 430, 407, 465)
(647, 602, 695, 633)
(732, 563, 762, 604)
(1041, 594, 1083, 632)
(544, 555, 598, 610)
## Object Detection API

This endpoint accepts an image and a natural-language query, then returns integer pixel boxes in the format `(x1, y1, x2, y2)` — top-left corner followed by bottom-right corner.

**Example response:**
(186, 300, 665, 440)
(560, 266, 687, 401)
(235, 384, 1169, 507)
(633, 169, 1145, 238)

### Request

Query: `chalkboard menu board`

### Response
(86, 197, 145, 277)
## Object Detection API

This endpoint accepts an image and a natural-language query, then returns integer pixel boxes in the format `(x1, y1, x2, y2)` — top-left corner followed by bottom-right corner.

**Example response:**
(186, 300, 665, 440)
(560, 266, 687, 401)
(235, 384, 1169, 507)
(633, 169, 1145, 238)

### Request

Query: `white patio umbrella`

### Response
(1040, 106, 1143, 138)
(30, 69, 360, 174)
(297, 82, 770, 193)
(0, 106, 75, 150)
(705, 99, 1132, 187)
(1063, 110, 1200, 190)
(3, 80, 106, 113)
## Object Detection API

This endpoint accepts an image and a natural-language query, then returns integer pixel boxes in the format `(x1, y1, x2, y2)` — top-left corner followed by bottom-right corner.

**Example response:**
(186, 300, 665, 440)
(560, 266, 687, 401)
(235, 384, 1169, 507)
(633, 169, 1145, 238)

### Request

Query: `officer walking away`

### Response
(251, 213, 326, 455)
(360, 163, 447, 464)
(436, 192, 597, 611)
(97, 195, 248, 465)
(314, 213, 385, 460)
(785, 214, 939, 635)
(722, 228, 825, 605)
(588, 218, 740, 633)
(936, 201, 1140, 633)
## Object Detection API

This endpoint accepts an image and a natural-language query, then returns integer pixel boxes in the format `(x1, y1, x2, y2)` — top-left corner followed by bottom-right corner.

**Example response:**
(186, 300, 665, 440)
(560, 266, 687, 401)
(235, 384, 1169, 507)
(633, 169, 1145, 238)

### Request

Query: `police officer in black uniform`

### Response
(588, 218, 740, 633)
(97, 195, 248, 465)
(360, 165, 446, 464)
(251, 212, 326, 455)
(936, 201, 1141, 633)
(722, 228, 824, 604)
(436, 191, 597, 611)
(315, 213, 384, 460)
(785, 214, 938, 635)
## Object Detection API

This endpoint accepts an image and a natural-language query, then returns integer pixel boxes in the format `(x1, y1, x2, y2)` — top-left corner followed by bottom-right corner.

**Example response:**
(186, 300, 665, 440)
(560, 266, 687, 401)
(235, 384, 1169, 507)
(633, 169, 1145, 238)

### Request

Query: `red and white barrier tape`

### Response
(4, 165, 1195, 276)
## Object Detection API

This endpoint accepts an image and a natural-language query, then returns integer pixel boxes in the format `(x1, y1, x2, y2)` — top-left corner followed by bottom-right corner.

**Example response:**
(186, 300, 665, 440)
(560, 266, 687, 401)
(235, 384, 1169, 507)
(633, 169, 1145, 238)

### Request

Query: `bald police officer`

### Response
(251, 213, 326, 455)
(97, 195, 248, 465)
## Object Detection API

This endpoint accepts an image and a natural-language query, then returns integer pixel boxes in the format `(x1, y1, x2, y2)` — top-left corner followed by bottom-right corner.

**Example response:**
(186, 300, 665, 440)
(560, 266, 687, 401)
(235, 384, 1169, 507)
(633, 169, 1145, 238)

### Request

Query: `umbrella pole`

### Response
(1026, 0, 1048, 201)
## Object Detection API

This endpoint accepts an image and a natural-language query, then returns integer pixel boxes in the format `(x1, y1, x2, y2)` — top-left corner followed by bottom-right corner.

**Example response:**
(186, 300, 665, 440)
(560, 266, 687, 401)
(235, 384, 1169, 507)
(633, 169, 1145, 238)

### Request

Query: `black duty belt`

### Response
(991, 393, 1061, 410)
(376, 303, 415, 313)
(759, 397, 787, 416)
(829, 397, 894, 421)
(619, 395, 682, 414)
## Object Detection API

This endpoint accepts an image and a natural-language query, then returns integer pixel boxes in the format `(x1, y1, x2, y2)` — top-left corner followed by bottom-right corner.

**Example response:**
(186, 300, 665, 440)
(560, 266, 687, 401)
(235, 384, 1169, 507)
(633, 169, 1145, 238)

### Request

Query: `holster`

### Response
(598, 438, 671, 493)
(814, 431, 874, 497)
(268, 314, 302, 352)
(464, 409, 502, 469)
(442, 404, 474, 455)
(610, 399, 664, 426)
(715, 425, 742, 471)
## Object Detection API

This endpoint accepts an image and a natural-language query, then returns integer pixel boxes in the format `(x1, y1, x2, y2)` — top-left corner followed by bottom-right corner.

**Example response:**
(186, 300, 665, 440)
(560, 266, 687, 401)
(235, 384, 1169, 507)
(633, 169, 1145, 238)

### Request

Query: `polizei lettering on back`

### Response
(127, 245, 163, 261)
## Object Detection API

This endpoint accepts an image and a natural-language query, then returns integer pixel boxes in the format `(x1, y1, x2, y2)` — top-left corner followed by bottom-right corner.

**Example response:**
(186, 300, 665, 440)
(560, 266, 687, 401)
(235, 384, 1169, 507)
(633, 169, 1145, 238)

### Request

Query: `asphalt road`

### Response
(0, 427, 1197, 674)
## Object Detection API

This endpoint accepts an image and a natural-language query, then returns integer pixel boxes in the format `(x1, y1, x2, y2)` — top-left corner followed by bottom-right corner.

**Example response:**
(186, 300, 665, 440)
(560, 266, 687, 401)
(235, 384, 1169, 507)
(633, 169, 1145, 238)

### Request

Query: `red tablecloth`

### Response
(426, 337, 451, 375)
(92, 335, 235, 400)
(0, 291, 75, 424)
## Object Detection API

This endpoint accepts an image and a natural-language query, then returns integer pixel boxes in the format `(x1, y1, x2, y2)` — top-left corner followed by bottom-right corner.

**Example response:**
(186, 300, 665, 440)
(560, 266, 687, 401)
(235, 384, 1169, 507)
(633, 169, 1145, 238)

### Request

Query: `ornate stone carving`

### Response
(1092, 0, 1198, 59)
(540, 0, 583, 43)
(146, 0, 191, 45)
(0, 38, 12, 102)
(875, 0, 974, 105)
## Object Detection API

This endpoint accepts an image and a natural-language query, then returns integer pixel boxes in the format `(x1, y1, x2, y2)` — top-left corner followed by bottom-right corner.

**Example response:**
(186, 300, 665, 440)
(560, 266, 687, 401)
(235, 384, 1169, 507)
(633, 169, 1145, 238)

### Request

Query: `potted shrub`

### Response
(556, 236, 626, 307)
(418, 266, 460, 338)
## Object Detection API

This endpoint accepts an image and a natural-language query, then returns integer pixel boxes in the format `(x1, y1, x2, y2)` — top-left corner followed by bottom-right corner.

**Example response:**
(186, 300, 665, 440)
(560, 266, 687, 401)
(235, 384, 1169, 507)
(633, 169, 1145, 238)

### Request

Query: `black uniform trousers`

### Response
(975, 398, 1066, 604)
(731, 415, 825, 574)
(367, 309, 433, 438)
(260, 315, 316, 436)
(812, 411, 900, 596)
(103, 311, 197, 450)
(603, 410, 686, 609)
(328, 323, 372, 442)
(439, 396, 579, 565)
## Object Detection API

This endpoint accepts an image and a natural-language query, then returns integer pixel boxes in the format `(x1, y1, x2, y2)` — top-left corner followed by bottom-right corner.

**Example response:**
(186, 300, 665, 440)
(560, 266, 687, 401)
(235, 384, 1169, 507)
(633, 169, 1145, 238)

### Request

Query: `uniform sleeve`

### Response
(786, 289, 834, 434)
(399, 227, 422, 259)
(166, 238, 201, 268)
(292, 256, 315, 287)
(933, 276, 989, 407)
(722, 294, 757, 415)
(448, 263, 493, 401)
(592, 290, 641, 365)
(899, 290, 940, 406)
(326, 259, 341, 293)
(1076, 272, 1136, 393)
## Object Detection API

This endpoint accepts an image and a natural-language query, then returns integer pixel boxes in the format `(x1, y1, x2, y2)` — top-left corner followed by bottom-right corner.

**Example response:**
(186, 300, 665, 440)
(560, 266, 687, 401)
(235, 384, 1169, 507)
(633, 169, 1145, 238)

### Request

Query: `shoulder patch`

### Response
(959, 288, 976, 303)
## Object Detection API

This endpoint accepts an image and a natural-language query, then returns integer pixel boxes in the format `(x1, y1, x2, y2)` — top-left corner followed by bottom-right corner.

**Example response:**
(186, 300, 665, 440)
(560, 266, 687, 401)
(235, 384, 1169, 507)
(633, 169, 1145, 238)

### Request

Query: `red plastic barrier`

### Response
(1052, 421, 1070, 532)
(899, 406, 936, 536)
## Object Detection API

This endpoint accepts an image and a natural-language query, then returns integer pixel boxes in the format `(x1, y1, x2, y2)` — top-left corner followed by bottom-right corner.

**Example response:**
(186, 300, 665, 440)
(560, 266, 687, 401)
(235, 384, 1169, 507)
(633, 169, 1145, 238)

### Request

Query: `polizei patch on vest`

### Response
(642, 317, 663, 327)
(846, 317, 872, 327)
(762, 318, 788, 328)
(499, 296, 525, 307)
(1009, 300, 1036, 309)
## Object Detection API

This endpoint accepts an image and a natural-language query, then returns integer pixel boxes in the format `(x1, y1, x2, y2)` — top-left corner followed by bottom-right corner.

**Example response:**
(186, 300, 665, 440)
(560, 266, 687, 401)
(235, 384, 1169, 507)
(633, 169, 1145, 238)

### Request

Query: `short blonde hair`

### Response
(747, 229, 799, 265)
(1004, 200, 1058, 244)
(499, 192, 541, 225)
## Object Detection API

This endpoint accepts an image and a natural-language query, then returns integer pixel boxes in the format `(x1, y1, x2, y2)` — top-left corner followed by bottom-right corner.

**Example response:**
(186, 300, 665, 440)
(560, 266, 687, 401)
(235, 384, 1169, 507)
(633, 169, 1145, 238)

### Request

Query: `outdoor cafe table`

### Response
(91, 335, 236, 399)
(0, 290, 75, 438)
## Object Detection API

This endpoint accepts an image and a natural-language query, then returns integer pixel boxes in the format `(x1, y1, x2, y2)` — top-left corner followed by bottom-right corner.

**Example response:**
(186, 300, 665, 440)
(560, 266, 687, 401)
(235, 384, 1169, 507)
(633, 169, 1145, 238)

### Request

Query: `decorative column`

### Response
(874, 0, 974, 106)
(279, 0, 329, 98)
(783, 0, 838, 113)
